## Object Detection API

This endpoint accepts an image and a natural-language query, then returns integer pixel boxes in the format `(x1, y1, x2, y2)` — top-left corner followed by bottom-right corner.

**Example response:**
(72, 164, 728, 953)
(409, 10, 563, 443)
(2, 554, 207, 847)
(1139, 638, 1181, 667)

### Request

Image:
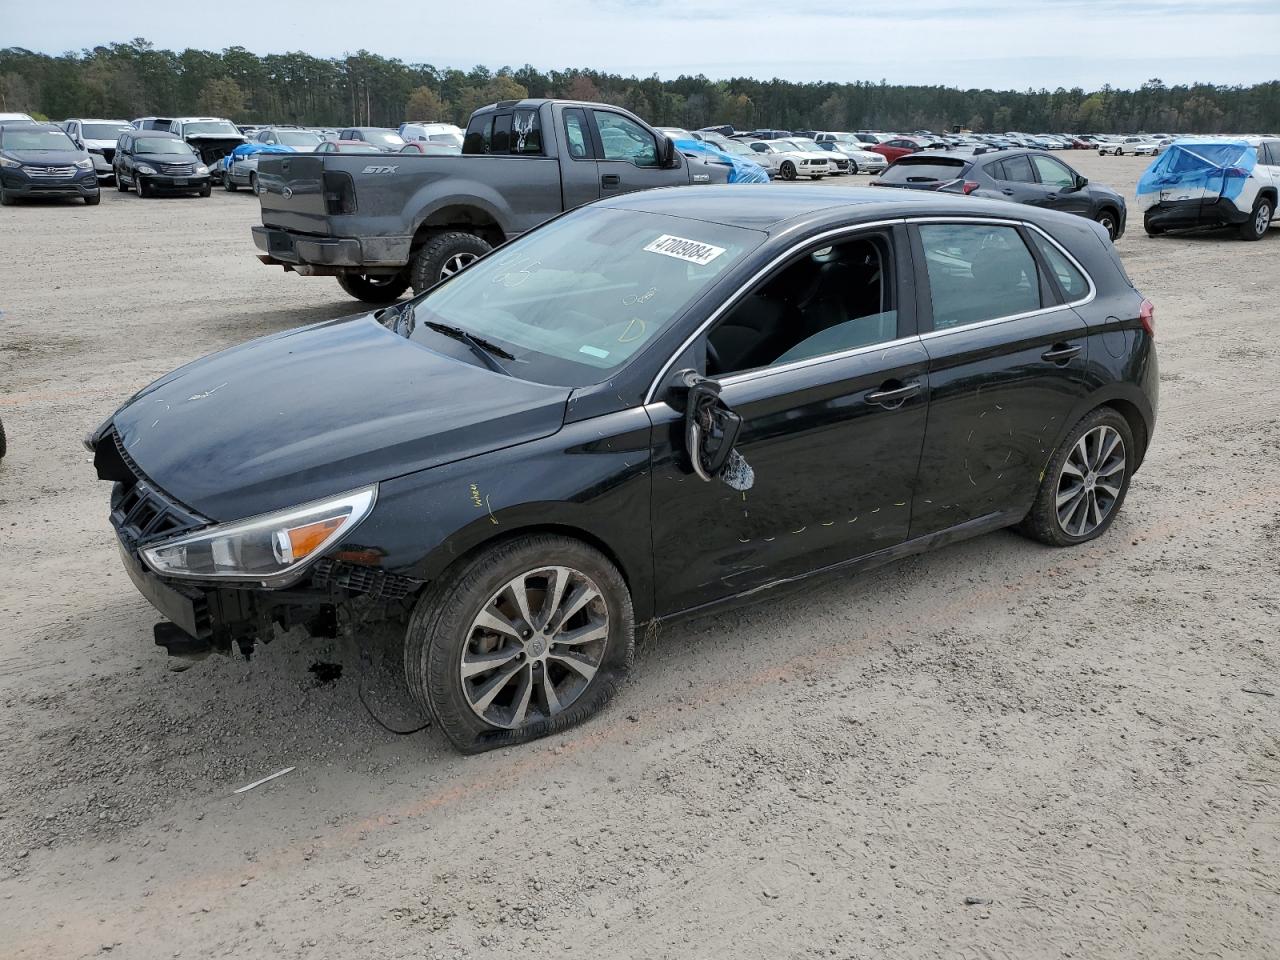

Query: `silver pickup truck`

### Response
(252, 98, 732, 302)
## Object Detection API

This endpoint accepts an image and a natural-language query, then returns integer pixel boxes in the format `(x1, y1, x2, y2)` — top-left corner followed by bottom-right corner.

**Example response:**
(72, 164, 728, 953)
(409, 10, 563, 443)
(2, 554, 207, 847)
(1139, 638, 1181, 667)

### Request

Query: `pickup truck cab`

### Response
(252, 98, 732, 303)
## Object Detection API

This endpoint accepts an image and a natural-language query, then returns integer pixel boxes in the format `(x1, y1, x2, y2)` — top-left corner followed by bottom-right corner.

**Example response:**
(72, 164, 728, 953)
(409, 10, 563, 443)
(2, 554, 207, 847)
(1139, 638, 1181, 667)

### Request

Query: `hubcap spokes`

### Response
(1257, 206, 1271, 234)
(440, 252, 478, 279)
(460, 566, 609, 728)
(1056, 425, 1126, 538)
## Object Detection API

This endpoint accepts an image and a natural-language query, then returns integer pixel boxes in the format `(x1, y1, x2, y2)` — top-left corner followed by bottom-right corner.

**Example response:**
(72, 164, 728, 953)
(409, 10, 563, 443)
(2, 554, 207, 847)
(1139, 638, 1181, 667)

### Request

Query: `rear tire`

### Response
(223, 173, 237, 192)
(249, 172, 259, 196)
(409, 231, 492, 294)
(1239, 196, 1273, 241)
(0, 417, 6, 459)
(1018, 407, 1135, 547)
(335, 270, 411, 303)
(403, 534, 634, 753)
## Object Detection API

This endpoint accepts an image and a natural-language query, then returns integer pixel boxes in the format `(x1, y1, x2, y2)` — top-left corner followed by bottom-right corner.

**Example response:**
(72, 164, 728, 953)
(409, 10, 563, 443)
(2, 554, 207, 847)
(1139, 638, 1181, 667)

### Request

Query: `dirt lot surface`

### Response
(1, 153, 1277, 959)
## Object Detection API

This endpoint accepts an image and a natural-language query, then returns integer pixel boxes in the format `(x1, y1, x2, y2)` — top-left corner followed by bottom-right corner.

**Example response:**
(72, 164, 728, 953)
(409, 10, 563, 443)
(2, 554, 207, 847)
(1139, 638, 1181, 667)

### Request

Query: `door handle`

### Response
(1041, 343, 1081, 363)
(601, 174, 621, 186)
(865, 381, 921, 407)
(1001, 188, 1014, 195)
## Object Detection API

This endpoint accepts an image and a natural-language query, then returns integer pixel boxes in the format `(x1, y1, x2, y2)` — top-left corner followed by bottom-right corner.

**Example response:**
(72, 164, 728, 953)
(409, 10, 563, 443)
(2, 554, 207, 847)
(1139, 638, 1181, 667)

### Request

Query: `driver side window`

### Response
(705, 233, 898, 376)
(1031, 155, 1074, 188)
(593, 111, 658, 167)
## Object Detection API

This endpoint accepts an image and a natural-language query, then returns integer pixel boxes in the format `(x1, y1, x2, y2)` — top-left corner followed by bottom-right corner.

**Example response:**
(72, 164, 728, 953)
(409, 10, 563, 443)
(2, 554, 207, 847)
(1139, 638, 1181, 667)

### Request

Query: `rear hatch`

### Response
(874, 155, 971, 190)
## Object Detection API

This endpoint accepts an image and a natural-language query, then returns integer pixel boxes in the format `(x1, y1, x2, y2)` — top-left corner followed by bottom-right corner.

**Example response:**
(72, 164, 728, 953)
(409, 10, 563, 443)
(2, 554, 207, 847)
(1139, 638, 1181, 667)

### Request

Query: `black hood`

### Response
(109, 316, 570, 520)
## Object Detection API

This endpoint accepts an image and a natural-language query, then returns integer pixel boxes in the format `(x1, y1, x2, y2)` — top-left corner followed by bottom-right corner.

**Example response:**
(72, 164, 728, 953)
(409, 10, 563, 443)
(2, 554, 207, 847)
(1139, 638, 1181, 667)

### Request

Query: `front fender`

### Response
(356, 406, 657, 620)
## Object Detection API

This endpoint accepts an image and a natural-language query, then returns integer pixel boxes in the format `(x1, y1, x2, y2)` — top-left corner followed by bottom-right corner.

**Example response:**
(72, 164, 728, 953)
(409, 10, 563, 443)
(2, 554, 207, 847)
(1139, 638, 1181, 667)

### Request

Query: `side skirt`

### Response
(657, 509, 1022, 625)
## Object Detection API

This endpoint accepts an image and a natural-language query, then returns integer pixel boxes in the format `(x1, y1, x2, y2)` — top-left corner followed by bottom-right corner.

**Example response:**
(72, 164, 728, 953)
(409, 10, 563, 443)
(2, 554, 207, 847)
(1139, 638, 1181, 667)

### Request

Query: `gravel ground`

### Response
(1, 154, 1277, 959)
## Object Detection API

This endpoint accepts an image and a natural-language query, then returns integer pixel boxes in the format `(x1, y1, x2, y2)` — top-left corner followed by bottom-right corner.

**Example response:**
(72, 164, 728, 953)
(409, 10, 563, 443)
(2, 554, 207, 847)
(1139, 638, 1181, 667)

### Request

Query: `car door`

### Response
(986, 153, 1048, 205)
(555, 105, 602, 210)
(907, 218, 1091, 536)
(116, 135, 133, 182)
(1029, 154, 1092, 216)
(647, 224, 931, 616)
(589, 109, 685, 196)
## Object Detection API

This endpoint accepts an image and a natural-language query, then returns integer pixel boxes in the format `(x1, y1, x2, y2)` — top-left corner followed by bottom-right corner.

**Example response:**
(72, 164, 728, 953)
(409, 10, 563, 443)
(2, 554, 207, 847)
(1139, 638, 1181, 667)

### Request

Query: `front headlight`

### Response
(0, 154, 21, 167)
(195, 164, 209, 175)
(136, 163, 157, 175)
(75, 158, 93, 170)
(141, 485, 377, 586)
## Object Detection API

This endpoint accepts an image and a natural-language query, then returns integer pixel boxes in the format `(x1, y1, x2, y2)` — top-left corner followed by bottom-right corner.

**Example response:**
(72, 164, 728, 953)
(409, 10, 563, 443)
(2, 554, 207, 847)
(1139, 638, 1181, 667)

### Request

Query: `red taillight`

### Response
(962, 180, 980, 195)
(1139, 298, 1155, 337)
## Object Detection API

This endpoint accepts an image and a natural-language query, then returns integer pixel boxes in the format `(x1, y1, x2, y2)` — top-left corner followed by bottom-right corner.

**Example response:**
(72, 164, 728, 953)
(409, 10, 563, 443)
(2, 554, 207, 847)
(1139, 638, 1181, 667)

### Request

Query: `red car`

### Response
(316, 140, 384, 154)
(869, 135, 943, 163)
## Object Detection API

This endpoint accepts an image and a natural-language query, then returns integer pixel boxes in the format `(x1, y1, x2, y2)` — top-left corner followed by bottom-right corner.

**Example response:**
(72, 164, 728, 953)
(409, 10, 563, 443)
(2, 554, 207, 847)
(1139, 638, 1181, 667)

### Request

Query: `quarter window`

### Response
(594, 112, 658, 167)
(919, 223, 1042, 330)
(563, 108, 591, 159)
(1029, 231, 1089, 301)
(462, 115, 493, 154)
(511, 109, 542, 155)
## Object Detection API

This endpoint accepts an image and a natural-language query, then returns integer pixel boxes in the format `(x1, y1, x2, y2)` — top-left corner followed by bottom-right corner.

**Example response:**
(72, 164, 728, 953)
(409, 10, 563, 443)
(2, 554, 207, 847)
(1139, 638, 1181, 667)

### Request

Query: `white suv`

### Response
(1138, 137, 1280, 240)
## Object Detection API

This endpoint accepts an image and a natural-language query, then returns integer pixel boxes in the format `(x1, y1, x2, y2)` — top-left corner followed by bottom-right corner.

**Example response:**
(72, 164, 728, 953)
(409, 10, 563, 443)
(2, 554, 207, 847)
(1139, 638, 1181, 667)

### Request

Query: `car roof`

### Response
(131, 130, 182, 139)
(596, 184, 1082, 234)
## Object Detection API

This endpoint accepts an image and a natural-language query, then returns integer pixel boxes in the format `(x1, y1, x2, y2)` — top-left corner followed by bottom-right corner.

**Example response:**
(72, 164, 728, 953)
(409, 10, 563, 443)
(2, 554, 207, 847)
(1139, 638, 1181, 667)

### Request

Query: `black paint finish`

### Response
(95, 186, 1158, 636)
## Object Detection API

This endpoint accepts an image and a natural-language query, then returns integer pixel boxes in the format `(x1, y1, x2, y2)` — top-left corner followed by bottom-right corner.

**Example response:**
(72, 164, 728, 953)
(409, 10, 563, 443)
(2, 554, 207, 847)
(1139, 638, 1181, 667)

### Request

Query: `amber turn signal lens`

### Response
(285, 517, 344, 560)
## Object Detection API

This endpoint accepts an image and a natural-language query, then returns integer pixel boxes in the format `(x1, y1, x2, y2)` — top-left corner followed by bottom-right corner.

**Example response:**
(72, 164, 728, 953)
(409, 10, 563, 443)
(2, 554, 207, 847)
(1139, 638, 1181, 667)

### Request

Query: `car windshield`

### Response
(2, 128, 78, 151)
(369, 131, 405, 146)
(720, 140, 754, 156)
(789, 138, 823, 151)
(82, 123, 130, 140)
(276, 131, 323, 146)
(137, 138, 196, 155)
(409, 207, 763, 387)
(341, 143, 382, 153)
(428, 133, 463, 146)
(183, 121, 240, 137)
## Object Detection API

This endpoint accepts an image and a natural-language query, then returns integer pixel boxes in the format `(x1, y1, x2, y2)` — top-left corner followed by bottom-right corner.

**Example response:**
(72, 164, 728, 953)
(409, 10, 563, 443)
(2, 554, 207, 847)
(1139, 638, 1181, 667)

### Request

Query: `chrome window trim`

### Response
(644, 213, 1098, 404)
(911, 217, 1097, 342)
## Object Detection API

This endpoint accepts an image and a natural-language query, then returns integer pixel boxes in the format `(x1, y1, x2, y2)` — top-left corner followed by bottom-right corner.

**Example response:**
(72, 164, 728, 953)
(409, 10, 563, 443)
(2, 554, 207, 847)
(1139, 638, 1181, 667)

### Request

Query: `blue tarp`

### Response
(1137, 140, 1257, 206)
(220, 141, 295, 172)
(674, 138, 769, 184)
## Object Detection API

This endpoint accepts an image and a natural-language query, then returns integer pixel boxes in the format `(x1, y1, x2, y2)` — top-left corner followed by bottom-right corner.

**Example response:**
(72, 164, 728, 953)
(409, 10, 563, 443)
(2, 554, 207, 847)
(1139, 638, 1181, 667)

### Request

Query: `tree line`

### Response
(2, 39, 1277, 134)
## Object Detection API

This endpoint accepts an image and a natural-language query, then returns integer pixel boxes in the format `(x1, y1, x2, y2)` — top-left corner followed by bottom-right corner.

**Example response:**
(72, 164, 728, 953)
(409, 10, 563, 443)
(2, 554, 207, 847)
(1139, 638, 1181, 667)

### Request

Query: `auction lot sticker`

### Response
(644, 234, 726, 266)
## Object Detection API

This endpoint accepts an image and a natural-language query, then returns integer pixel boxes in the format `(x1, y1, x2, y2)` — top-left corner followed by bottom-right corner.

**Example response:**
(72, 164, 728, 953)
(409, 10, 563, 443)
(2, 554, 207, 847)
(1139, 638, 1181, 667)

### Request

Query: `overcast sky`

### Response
(8, 0, 1279, 89)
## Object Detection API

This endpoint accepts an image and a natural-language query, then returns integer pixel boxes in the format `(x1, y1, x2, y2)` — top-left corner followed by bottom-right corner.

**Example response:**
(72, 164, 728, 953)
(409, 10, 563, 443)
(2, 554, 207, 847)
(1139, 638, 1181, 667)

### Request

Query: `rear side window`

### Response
(919, 223, 1042, 330)
(1029, 231, 1090, 301)
(997, 154, 1035, 183)
(463, 115, 493, 154)
(880, 159, 967, 184)
(563, 108, 591, 159)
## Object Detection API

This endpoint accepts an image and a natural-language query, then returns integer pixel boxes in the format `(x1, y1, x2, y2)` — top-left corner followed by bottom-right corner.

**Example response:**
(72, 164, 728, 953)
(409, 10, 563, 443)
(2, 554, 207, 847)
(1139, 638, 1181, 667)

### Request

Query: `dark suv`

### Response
(113, 130, 212, 198)
(0, 122, 100, 205)
(876, 149, 1127, 240)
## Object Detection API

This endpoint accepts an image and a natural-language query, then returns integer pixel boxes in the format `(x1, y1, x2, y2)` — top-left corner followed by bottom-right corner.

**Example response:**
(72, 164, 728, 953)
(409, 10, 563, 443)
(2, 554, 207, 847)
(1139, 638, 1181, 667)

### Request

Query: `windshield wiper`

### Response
(423, 320, 515, 375)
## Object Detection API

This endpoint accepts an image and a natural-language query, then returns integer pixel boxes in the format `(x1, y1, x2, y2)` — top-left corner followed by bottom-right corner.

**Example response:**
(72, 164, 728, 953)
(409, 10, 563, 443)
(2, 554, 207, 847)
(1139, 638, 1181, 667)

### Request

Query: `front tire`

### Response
(409, 231, 492, 294)
(116, 171, 130, 192)
(1095, 207, 1120, 241)
(1018, 407, 1134, 547)
(223, 173, 237, 192)
(780, 161, 797, 181)
(198, 184, 211, 198)
(0, 189, 12, 206)
(84, 192, 101, 206)
(1239, 196, 1273, 241)
(404, 534, 635, 753)
(136, 177, 150, 198)
(335, 270, 411, 303)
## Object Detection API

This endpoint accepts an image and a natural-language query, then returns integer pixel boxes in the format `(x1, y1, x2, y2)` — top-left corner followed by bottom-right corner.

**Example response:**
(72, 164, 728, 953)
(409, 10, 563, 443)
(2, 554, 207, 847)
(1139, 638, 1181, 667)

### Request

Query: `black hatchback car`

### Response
(113, 130, 212, 198)
(90, 187, 1157, 752)
(0, 122, 100, 205)
(876, 149, 1128, 240)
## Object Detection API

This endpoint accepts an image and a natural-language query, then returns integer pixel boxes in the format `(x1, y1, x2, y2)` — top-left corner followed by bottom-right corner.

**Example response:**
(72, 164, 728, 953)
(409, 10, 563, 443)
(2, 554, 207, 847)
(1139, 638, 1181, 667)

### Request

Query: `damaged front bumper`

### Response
(91, 423, 420, 661)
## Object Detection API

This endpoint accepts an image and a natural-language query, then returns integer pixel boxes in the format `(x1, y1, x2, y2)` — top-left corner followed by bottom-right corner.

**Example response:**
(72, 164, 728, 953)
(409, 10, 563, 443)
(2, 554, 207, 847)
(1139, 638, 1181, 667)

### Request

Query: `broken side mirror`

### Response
(668, 369, 745, 484)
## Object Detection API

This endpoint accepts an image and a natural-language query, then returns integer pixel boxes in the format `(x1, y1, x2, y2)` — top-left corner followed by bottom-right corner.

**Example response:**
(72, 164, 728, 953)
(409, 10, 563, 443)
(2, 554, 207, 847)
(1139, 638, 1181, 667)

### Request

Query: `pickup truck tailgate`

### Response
(257, 155, 331, 234)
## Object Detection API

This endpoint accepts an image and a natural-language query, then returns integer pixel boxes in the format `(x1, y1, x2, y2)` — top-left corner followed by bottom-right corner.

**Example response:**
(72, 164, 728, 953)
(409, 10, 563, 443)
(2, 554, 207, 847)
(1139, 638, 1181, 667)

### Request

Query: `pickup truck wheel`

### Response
(780, 161, 797, 181)
(404, 534, 634, 753)
(336, 271, 411, 303)
(410, 232, 492, 294)
(1239, 196, 1273, 241)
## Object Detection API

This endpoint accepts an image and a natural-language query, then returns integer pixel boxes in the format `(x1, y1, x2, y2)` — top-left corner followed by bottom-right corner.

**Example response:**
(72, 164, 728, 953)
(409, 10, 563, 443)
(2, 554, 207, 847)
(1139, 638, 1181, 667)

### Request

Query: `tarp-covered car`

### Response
(1138, 138, 1279, 240)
